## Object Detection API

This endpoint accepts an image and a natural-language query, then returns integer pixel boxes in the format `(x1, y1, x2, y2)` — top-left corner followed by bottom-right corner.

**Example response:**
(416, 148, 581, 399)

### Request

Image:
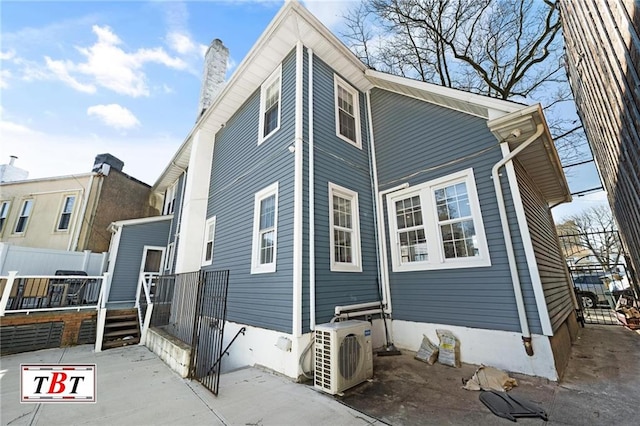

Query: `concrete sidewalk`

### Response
(0, 345, 381, 426)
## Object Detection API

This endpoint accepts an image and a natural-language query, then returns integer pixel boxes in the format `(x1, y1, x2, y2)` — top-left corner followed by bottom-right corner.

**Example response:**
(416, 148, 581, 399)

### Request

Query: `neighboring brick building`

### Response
(559, 1, 640, 278)
(0, 154, 160, 253)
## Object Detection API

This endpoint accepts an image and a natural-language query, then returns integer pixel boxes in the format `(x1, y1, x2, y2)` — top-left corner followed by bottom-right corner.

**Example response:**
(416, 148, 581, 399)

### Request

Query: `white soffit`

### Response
(488, 104, 571, 205)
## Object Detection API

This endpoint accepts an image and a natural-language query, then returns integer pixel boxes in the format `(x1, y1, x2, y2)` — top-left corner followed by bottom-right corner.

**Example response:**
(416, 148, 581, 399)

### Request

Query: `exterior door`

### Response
(137, 246, 165, 305)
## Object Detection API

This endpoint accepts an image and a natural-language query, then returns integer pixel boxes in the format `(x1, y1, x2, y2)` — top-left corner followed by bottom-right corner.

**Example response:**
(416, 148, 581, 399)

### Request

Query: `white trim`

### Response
(251, 182, 279, 274)
(136, 245, 166, 307)
(328, 183, 362, 272)
(501, 144, 554, 336)
(308, 47, 316, 330)
(109, 215, 173, 229)
(386, 169, 491, 272)
(365, 69, 523, 117)
(293, 41, 303, 337)
(258, 64, 282, 145)
(334, 74, 362, 149)
(201, 216, 216, 267)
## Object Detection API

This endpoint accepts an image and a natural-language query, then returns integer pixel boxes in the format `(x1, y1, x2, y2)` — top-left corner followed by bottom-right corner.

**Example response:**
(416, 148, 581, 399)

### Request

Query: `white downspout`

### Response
(366, 91, 397, 313)
(308, 47, 316, 331)
(376, 183, 409, 312)
(293, 40, 303, 338)
(70, 174, 94, 251)
(491, 123, 544, 356)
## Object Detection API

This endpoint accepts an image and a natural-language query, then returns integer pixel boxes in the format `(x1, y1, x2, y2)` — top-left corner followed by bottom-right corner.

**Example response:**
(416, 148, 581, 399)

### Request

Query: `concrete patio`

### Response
(1, 324, 637, 425)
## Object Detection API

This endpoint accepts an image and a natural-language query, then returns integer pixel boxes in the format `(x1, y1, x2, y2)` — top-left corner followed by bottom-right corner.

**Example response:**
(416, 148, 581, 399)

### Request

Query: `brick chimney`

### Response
(197, 39, 229, 119)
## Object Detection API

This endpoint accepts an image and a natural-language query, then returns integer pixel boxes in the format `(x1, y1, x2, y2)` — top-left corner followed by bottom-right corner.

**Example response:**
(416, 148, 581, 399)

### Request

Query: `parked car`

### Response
(573, 274, 608, 308)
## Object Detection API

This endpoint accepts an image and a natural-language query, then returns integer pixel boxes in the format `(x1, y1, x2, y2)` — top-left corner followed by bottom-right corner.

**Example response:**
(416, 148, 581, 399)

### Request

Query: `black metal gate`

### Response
(189, 270, 229, 395)
(559, 230, 639, 326)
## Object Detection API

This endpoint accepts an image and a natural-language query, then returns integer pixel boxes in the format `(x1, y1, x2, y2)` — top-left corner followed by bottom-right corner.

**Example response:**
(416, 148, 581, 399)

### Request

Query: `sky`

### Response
(0, 0, 607, 221)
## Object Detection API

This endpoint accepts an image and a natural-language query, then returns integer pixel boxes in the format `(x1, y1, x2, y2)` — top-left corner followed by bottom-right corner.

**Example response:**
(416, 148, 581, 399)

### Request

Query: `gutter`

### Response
(491, 123, 544, 356)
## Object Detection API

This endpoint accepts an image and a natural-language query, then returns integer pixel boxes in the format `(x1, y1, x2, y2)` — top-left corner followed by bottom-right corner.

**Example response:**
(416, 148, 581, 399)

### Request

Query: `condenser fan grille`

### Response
(338, 333, 361, 380)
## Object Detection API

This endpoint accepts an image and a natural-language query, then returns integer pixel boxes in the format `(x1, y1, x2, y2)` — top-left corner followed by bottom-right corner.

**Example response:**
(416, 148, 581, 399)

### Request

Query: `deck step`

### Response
(104, 329, 140, 338)
(105, 320, 139, 328)
(101, 337, 140, 349)
(102, 308, 141, 350)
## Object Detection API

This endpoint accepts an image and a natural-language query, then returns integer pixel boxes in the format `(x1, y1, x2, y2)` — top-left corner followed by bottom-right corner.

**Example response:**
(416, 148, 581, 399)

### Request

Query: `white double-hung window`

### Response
(258, 65, 282, 144)
(164, 182, 177, 215)
(329, 183, 362, 272)
(57, 195, 76, 231)
(202, 217, 216, 266)
(0, 201, 10, 233)
(386, 168, 490, 272)
(251, 182, 278, 274)
(14, 199, 33, 234)
(334, 75, 361, 148)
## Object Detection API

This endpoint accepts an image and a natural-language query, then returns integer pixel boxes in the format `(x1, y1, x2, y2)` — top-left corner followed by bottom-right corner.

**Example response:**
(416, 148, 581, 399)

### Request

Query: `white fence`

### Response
(0, 243, 107, 276)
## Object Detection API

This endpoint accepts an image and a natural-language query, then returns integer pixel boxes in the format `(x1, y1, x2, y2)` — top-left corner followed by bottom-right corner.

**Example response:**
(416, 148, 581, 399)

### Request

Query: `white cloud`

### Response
(45, 57, 96, 93)
(1, 49, 16, 60)
(45, 25, 189, 97)
(0, 69, 11, 89)
(87, 104, 140, 129)
(1, 117, 176, 185)
(167, 32, 196, 55)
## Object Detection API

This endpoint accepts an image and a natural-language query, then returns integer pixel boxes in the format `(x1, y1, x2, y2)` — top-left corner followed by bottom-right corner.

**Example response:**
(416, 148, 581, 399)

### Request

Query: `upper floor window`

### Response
(165, 242, 175, 271)
(386, 168, 490, 272)
(334, 75, 361, 148)
(0, 201, 10, 233)
(14, 199, 33, 234)
(329, 183, 362, 272)
(164, 182, 177, 215)
(258, 65, 282, 144)
(202, 217, 216, 266)
(251, 182, 278, 274)
(57, 195, 76, 231)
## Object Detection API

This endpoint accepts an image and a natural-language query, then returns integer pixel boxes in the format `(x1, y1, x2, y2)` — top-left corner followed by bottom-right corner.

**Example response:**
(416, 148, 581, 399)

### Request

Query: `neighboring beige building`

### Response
(0, 155, 160, 253)
(560, 0, 640, 280)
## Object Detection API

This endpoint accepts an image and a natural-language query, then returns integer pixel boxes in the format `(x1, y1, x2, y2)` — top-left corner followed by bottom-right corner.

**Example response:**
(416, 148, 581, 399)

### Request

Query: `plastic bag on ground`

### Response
(436, 329, 461, 367)
(415, 334, 439, 365)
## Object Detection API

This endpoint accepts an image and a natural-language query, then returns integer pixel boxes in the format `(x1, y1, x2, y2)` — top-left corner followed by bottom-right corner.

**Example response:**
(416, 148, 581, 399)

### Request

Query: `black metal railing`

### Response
(2, 275, 103, 313)
(152, 271, 201, 346)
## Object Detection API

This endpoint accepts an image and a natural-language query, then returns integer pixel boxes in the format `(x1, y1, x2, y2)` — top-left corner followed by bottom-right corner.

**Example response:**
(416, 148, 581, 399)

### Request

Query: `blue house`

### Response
(109, 1, 576, 380)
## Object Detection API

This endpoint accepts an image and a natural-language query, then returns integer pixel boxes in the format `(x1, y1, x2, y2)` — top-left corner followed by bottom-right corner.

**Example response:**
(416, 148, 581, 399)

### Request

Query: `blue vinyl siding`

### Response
(371, 88, 542, 334)
(309, 56, 380, 327)
(206, 49, 297, 333)
(110, 219, 171, 304)
(515, 159, 573, 332)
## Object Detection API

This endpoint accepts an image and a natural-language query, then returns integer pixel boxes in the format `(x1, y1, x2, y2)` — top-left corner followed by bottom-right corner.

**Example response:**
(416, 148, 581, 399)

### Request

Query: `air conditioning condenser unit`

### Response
(314, 320, 373, 395)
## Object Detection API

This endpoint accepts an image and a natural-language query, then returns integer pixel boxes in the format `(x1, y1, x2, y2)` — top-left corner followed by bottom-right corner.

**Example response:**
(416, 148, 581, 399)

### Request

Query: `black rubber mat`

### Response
(479, 390, 548, 422)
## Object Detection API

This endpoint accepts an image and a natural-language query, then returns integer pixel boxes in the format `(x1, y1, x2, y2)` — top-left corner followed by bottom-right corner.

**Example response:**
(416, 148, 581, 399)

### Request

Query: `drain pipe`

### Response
(491, 123, 544, 357)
